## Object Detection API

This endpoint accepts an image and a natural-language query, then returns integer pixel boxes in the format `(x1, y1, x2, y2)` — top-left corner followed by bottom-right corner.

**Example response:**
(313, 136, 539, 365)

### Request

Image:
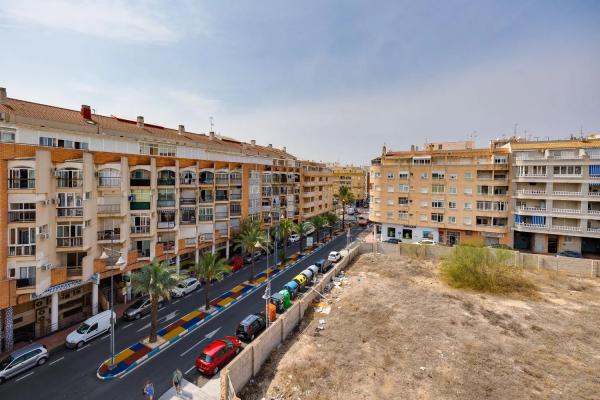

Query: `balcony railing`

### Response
(553, 174, 582, 178)
(587, 227, 600, 233)
(199, 178, 214, 185)
(159, 241, 175, 251)
(551, 225, 581, 232)
(67, 267, 83, 277)
(130, 178, 150, 186)
(516, 206, 546, 212)
(16, 277, 35, 288)
(516, 173, 547, 178)
(57, 237, 83, 247)
(157, 179, 175, 186)
(199, 196, 214, 204)
(57, 178, 83, 188)
(98, 177, 121, 187)
(131, 225, 151, 234)
(157, 200, 176, 207)
(552, 191, 582, 197)
(199, 233, 213, 241)
(199, 215, 213, 222)
(137, 249, 151, 258)
(514, 222, 547, 229)
(551, 208, 581, 214)
(215, 212, 229, 220)
(98, 204, 120, 214)
(180, 217, 196, 225)
(157, 221, 176, 229)
(229, 193, 242, 200)
(180, 178, 196, 185)
(230, 209, 241, 217)
(215, 178, 229, 185)
(97, 229, 121, 241)
(215, 195, 229, 201)
(230, 178, 242, 185)
(515, 190, 546, 196)
(9, 211, 36, 222)
(589, 192, 600, 197)
(57, 207, 83, 217)
(588, 209, 600, 215)
(180, 198, 196, 205)
(130, 201, 151, 210)
(9, 245, 36, 256)
(185, 238, 197, 246)
(9, 179, 35, 189)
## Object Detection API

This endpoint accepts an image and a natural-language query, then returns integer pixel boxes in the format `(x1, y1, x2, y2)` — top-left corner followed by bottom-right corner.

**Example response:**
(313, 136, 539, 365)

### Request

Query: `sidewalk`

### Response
(0, 300, 132, 358)
(159, 378, 219, 400)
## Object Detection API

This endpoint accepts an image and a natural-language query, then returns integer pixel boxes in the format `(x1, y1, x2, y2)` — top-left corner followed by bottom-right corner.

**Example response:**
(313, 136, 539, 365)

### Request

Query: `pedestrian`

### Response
(172, 368, 183, 396)
(143, 380, 154, 400)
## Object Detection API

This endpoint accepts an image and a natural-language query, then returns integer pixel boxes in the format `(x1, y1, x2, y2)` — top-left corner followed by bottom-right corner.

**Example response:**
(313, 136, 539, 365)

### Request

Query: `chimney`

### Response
(137, 116, 144, 128)
(268, 144, 273, 148)
(283, 146, 287, 153)
(80, 104, 92, 120)
(0, 87, 6, 104)
(178, 125, 185, 135)
(209, 132, 215, 140)
(251, 139, 256, 146)
(410, 145, 415, 151)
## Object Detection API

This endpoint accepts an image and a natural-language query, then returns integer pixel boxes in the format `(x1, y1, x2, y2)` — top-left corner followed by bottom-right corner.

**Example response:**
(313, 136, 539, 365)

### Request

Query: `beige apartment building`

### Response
(330, 164, 368, 203)
(369, 141, 511, 246)
(0, 87, 333, 350)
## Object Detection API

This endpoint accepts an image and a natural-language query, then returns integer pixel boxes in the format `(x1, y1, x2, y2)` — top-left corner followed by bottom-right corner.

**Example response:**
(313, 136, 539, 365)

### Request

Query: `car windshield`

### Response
(177, 283, 186, 289)
(0, 355, 13, 370)
(131, 298, 145, 308)
(77, 323, 91, 334)
(199, 352, 213, 363)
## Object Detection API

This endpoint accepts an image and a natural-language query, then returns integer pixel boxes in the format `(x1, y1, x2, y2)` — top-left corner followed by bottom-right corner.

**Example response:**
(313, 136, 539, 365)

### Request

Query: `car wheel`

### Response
(213, 366, 219, 375)
(37, 357, 48, 366)
(135, 313, 141, 320)
(0, 377, 5, 384)
(76, 341, 85, 349)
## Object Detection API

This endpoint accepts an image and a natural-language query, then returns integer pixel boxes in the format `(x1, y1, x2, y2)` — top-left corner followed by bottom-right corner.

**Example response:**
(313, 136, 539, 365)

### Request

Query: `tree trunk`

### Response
(342, 204, 346, 230)
(204, 283, 211, 310)
(299, 233, 304, 254)
(283, 237, 287, 262)
(149, 297, 158, 343)
(250, 255, 255, 283)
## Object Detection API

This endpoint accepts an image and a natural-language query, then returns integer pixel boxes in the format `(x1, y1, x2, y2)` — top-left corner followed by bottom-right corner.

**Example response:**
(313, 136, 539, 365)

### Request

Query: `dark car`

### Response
(315, 259, 332, 273)
(384, 238, 401, 244)
(122, 296, 164, 320)
(236, 313, 267, 342)
(557, 250, 583, 258)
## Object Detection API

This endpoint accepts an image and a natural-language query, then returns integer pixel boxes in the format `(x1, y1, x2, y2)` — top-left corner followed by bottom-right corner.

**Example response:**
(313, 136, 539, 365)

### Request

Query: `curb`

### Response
(96, 236, 339, 380)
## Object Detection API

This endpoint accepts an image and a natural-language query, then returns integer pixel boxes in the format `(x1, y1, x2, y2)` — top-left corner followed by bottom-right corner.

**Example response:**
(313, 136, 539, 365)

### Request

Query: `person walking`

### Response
(172, 368, 183, 396)
(143, 380, 154, 400)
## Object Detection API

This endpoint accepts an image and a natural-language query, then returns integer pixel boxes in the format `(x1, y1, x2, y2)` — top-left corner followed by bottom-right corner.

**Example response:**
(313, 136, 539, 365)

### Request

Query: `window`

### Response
(373, 172, 381, 178)
(476, 216, 490, 226)
(131, 214, 151, 233)
(431, 213, 444, 223)
(420, 187, 428, 194)
(477, 185, 489, 195)
(9, 227, 36, 256)
(449, 174, 457, 180)
(448, 187, 457, 194)
(399, 184, 410, 192)
(57, 193, 83, 217)
(419, 214, 427, 221)
(0, 128, 16, 143)
(9, 203, 36, 222)
(133, 240, 151, 258)
(463, 217, 472, 225)
(477, 201, 492, 211)
(413, 158, 431, 165)
(387, 199, 394, 206)
(56, 223, 83, 247)
(398, 171, 409, 179)
(39, 136, 56, 147)
(386, 212, 394, 219)
(464, 188, 472, 195)
(9, 167, 35, 189)
(420, 172, 428, 179)
(420, 201, 428, 208)
(398, 197, 409, 206)
(553, 165, 582, 176)
(387, 186, 394, 193)
(398, 211, 409, 220)
(464, 202, 472, 210)
(387, 172, 394, 179)
(98, 168, 120, 187)
(432, 200, 444, 208)
(431, 184, 444, 193)
(432, 171, 445, 180)
(56, 168, 83, 188)
(199, 207, 213, 221)
(564, 236, 573, 243)
(464, 172, 473, 180)
(157, 189, 176, 207)
(140, 142, 176, 157)
(494, 156, 507, 164)
(375, 186, 381, 192)
(448, 201, 457, 209)
(448, 216, 456, 224)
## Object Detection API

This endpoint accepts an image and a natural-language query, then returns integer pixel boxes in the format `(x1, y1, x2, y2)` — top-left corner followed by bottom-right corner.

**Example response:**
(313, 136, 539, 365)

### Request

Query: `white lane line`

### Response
(173, 299, 181, 304)
(179, 338, 209, 357)
(76, 344, 90, 352)
(101, 334, 110, 340)
(136, 322, 151, 333)
(15, 371, 35, 381)
(141, 314, 150, 320)
(48, 356, 64, 366)
(185, 365, 195, 375)
(122, 323, 133, 330)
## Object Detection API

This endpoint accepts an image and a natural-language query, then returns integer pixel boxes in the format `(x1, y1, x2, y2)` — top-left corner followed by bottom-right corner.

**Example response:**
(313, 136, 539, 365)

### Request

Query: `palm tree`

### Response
(275, 219, 296, 262)
(337, 186, 356, 230)
(310, 215, 327, 245)
(323, 212, 339, 238)
(293, 221, 314, 254)
(191, 252, 231, 310)
(234, 226, 267, 283)
(131, 259, 178, 343)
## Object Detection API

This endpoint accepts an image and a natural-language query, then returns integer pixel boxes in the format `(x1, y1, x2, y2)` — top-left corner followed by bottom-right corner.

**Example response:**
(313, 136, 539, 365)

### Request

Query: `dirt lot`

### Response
(239, 252, 600, 400)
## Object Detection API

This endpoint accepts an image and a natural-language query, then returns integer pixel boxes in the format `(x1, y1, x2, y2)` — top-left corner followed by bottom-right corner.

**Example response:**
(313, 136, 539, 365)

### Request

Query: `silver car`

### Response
(0, 344, 49, 383)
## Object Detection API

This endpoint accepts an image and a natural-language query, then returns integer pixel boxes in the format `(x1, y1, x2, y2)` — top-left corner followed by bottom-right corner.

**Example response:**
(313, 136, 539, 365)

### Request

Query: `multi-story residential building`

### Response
(504, 138, 600, 256)
(330, 164, 368, 204)
(0, 88, 333, 351)
(370, 141, 511, 246)
(299, 161, 334, 219)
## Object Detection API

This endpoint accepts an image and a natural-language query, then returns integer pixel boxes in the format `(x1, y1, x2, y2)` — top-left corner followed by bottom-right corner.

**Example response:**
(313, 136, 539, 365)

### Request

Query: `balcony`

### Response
(587, 227, 600, 233)
(551, 208, 581, 214)
(551, 225, 581, 232)
(130, 178, 150, 187)
(180, 216, 196, 225)
(98, 177, 121, 187)
(229, 193, 242, 200)
(516, 206, 546, 213)
(199, 233, 213, 242)
(514, 222, 547, 230)
(552, 191, 582, 197)
(199, 178, 214, 185)
(215, 195, 229, 202)
(57, 207, 83, 218)
(8, 178, 35, 189)
(98, 204, 121, 214)
(66, 267, 83, 277)
(215, 212, 229, 220)
(57, 237, 83, 248)
(9, 245, 36, 257)
(57, 178, 82, 188)
(180, 197, 197, 205)
(515, 190, 547, 196)
(131, 225, 151, 234)
(215, 178, 229, 186)
(199, 196, 214, 204)
(130, 201, 150, 210)
(157, 199, 176, 208)
(157, 178, 175, 186)
(157, 221, 176, 229)
(230, 178, 242, 186)
(137, 248, 151, 258)
(230, 208, 241, 217)
(184, 238, 197, 247)
(9, 210, 36, 222)
(159, 241, 175, 252)
(516, 174, 547, 178)
(16, 277, 35, 288)
(199, 214, 213, 222)
(553, 174, 583, 179)
(97, 229, 121, 241)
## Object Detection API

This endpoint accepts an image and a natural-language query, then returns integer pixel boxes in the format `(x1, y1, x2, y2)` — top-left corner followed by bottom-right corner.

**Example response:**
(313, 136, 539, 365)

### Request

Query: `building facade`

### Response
(300, 161, 334, 220)
(369, 141, 511, 246)
(329, 164, 368, 204)
(0, 88, 333, 350)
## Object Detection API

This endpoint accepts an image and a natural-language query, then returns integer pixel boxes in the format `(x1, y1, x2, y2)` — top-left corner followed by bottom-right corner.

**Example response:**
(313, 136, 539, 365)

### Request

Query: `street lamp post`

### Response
(256, 236, 272, 328)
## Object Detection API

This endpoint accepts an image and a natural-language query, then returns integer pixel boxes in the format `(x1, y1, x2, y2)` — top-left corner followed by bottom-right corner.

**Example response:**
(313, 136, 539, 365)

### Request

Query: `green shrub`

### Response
(440, 244, 536, 295)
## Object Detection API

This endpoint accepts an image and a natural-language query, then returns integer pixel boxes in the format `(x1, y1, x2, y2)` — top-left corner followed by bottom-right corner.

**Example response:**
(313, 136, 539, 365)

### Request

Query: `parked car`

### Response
(288, 234, 300, 243)
(122, 296, 164, 320)
(283, 281, 300, 299)
(328, 251, 342, 262)
(229, 257, 244, 271)
(293, 274, 308, 289)
(236, 313, 267, 342)
(243, 251, 262, 264)
(171, 277, 200, 298)
(65, 310, 115, 349)
(196, 336, 241, 376)
(416, 239, 437, 245)
(383, 238, 401, 244)
(0, 344, 49, 383)
(315, 258, 333, 273)
(557, 250, 583, 258)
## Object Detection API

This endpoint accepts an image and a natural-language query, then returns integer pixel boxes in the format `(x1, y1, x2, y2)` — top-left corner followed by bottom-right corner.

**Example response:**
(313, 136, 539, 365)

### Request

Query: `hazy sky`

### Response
(1, 0, 599, 164)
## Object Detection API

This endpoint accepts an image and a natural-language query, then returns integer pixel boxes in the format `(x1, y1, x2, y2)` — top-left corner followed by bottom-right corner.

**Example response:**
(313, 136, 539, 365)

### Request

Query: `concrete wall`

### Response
(220, 244, 361, 400)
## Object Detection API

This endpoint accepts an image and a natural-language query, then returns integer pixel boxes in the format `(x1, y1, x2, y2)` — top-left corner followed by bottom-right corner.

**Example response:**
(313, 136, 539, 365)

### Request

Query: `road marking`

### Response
(101, 334, 110, 340)
(76, 344, 90, 352)
(179, 327, 222, 357)
(137, 322, 151, 333)
(162, 310, 179, 323)
(185, 365, 195, 375)
(122, 323, 133, 330)
(141, 314, 150, 320)
(15, 371, 34, 381)
(173, 299, 181, 304)
(48, 356, 64, 366)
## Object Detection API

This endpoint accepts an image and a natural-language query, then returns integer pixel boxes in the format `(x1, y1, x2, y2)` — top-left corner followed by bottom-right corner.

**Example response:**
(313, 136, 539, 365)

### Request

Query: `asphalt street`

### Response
(0, 225, 364, 399)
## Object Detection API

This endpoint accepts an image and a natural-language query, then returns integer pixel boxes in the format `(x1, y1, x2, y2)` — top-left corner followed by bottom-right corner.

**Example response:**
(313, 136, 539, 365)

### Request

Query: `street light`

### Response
(255, 237, 271, 328)
(99, 242, 125, 370)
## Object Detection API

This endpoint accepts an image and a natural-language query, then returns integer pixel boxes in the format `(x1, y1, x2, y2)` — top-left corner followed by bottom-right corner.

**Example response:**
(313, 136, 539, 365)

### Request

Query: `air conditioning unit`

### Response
(34, 299, 44, 308)
(53, 168, 60, 177)
(40, 233, 49, 239)
(41, 262, 53, 270)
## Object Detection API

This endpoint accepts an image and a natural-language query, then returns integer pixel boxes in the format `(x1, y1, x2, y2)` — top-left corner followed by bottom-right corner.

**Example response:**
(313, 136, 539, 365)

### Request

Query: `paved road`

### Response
(0, 226, 364, 399)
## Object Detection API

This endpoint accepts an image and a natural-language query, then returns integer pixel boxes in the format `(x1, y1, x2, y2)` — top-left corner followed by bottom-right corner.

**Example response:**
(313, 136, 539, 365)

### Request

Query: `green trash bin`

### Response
(279, 289, 292, 309)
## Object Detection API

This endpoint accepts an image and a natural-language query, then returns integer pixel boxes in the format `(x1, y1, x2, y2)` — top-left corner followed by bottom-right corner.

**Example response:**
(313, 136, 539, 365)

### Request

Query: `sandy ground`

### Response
(239, 252, 600, 400)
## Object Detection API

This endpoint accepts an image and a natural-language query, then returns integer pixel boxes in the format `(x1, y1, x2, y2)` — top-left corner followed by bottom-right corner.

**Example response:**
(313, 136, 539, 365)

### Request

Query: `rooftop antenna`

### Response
(580, 125, 584, 138)
(469, 131, 478, 141)
(513, 123, 518, 136)
(209, 116, 214, 133)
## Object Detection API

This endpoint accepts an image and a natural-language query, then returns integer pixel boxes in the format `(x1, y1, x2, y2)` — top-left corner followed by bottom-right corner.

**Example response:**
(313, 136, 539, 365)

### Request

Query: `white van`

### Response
(65, 310, 115, 349)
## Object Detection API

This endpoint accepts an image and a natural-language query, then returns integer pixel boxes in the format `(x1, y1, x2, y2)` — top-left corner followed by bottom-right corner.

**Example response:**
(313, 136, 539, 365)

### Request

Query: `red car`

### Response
(196, 336, 241, 375)
(229, 257, 243, 271)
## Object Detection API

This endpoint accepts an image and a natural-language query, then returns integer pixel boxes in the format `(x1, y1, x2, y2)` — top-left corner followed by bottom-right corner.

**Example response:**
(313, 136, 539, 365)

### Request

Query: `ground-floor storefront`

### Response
(380, 224, 440, 243)
(380, 224, 510, 246)
(513, 231, 600, 257)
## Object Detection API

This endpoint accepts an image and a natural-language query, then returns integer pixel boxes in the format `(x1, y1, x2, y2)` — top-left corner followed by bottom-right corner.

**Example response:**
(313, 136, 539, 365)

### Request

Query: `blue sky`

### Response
(1, 0, 599, 164)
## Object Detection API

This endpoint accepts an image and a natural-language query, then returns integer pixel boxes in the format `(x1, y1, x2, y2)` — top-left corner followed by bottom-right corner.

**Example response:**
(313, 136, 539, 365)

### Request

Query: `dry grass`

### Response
(240, 252, 600, 400)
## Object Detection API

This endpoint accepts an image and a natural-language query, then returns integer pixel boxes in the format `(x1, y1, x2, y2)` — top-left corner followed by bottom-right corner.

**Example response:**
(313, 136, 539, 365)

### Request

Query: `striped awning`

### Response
(590, 165, 600, 176)
(32, 279, 84, 299)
